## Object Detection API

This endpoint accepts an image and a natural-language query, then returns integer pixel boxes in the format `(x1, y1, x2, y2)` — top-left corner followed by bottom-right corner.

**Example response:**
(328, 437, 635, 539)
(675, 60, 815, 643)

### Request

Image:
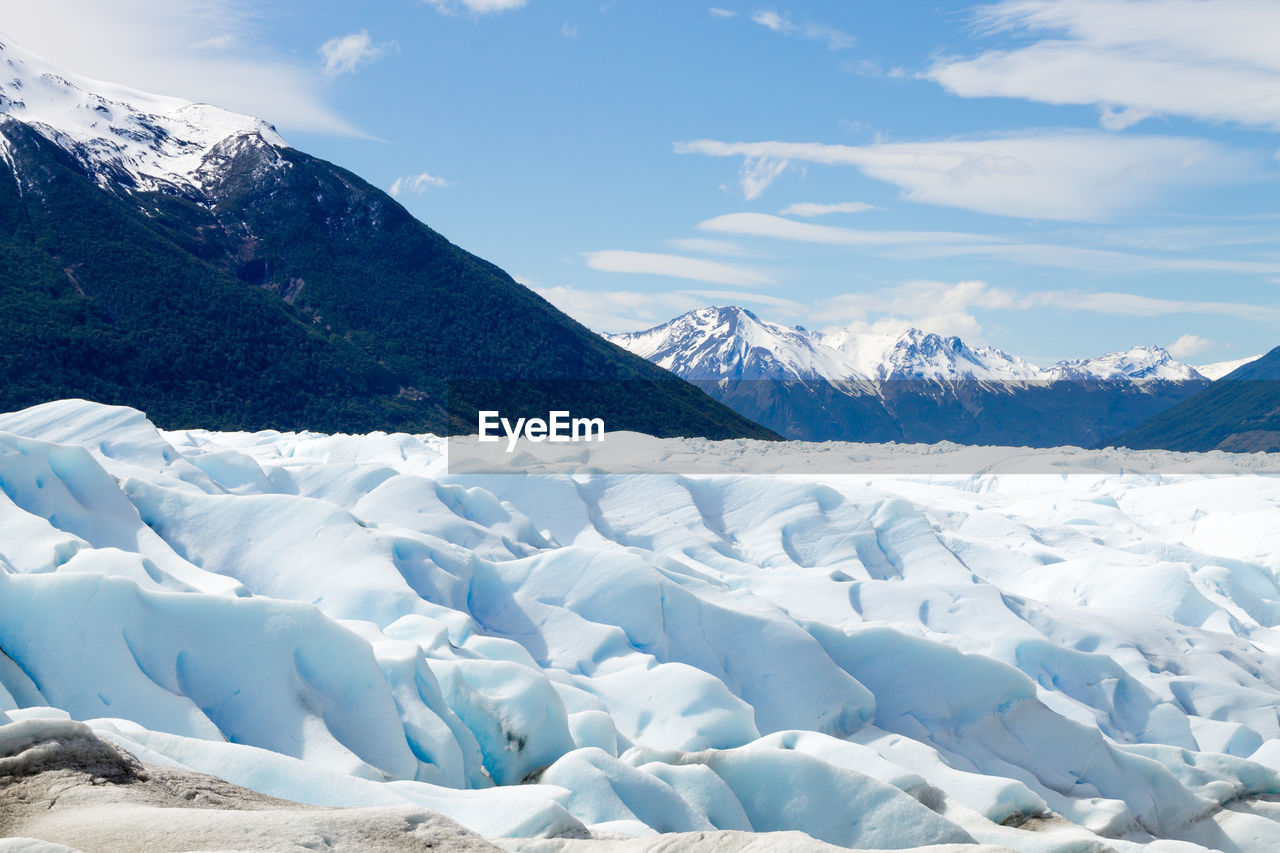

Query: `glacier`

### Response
(3, 400, 1280, 850)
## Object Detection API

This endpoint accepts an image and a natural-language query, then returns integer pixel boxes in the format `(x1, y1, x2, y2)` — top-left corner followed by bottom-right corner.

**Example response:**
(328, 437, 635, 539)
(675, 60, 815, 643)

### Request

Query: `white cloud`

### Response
(583, 251, 773, 287)
(698, 213, 1280, 277)
(779, 201, 878, 217)
(676, 134, 1249, 221)
(665, 238, 760, 257)
(1, 0, 360, 135)
(736, 156, 791, 200)
(709, 7, 738, 18)
(896, 240, 1280, 276)
(423, 0, 527, 14)
(320, 31, 394, 79)
(191, 34, 236, 50)
(814, 280, 1019, 341)
(533, 285, 805, 333)
(1167, 334, 1214, 359)
(389, 172, 450, 196)
(750, 10, 854, 50)
(697, 212, 1002, 246)
(1023, 291, 1280, 324)
(533, 286, 705, 333)
(561, 23, 579, 38)
(929, 0, 1280, 130)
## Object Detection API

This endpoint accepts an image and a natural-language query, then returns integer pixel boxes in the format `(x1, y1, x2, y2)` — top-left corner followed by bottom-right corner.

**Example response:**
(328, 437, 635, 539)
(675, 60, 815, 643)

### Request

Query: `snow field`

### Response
(2, 400, 1280, 850)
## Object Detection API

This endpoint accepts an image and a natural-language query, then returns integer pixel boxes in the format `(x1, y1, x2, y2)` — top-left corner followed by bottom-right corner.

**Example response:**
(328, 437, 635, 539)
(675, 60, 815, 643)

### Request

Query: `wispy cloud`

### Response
(814, 279, 1019, 340)
(677, 133, 1250, 221)
(665, 237, 760, 257)
(191, 33, 235, 50)
(750, 10, 854, 50)
(779, 201, 878, 217)
(389, 172, 450, 196)
(709, 7, 737, 18)
(534, 286, 704, 333)
(320, 30, 395, 79)
(737, 155, 791, 200)
(698, 212, 1003, 246)
(1, 0, 362, 134)
(583, 250, 773, 287)
(699, 212, 1280, 277)
(929, 0, 1280, 130)
(1023, 290, 1280, 324)
(583, 251, 774, 287)
(533, 286, 800, 333)
(423, 0, 527, 14)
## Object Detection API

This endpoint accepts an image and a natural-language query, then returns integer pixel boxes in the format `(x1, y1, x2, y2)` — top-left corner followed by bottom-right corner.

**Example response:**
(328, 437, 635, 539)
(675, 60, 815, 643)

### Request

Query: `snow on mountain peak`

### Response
(1196, 353, 1263, 381)
(609, 308, 1046, 384)
(1048, 345, 1206, 382)
(610, 306, 1211, 388)
(606, 306, 859, 383)
(0, 33, 287, 194)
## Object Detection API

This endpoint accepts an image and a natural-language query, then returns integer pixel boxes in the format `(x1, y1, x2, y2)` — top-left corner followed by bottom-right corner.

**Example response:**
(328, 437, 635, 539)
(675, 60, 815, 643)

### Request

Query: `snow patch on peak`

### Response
(1049, 345, 1206, 383)
(0, 33, 287, 194)
(823, 327, 1046, 382)
(610, 306, 1211, 389)
(607, 306, 860, 383)
(1197, 354, 1263, 382)
(609, 308, 1046, 384)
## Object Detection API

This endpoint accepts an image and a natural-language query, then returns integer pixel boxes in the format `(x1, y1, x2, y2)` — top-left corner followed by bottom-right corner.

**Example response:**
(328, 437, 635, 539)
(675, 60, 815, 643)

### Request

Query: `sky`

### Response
(4, 0, 1280, 364)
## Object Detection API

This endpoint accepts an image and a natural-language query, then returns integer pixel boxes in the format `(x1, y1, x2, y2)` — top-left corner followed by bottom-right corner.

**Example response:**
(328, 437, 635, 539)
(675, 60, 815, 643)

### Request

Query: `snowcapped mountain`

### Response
(822, 326, 1046, 382)
(608, 307, 1211, 445)
(1197, 353, 1263, 381)
(607, 306, 857, 383)
(608, 306, 1204, 386)
(1047, 345, 1207, 383)
(608, 306, 1046, 385)
(0, 34, 768, 440)
(0, 33, 285, 194)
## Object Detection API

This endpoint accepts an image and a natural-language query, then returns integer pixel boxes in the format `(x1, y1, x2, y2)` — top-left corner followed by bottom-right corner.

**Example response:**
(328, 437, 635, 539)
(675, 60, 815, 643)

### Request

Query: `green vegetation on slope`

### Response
(0, 123, 776, 440)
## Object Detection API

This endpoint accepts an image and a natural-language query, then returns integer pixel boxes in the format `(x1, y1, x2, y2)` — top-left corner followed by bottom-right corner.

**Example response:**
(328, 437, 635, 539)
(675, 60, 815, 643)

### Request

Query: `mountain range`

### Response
(1114, 346, 1280, 452)
(608, 306, 1260, 447)
(0, 34, 773, 440)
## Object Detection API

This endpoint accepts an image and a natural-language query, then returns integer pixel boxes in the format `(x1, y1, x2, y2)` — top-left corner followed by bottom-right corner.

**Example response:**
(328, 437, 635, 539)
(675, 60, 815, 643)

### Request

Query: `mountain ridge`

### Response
(0, 36, 775, 440)
(607, 305, 1210, 386)
(607, 306, 1213, 445)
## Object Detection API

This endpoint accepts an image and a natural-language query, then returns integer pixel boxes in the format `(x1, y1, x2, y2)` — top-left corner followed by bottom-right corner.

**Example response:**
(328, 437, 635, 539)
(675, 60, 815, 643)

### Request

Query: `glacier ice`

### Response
(3, 399, 1280, 850)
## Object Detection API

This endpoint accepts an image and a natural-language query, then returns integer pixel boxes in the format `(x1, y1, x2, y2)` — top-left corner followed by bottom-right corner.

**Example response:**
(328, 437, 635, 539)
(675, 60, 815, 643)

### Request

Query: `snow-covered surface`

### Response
(0, 32, 285, 193)
(5, 400, 1280, 851)
(1196, 355, 1263, 382)
(607, 307, 1207, 386)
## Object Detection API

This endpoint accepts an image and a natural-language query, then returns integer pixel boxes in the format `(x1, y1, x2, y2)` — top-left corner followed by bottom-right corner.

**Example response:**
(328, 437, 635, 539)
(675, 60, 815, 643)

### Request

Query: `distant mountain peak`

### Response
(0, 32, 285, 194)
(609, 305, 1209, 389)
(1048, 345, 1205, 382)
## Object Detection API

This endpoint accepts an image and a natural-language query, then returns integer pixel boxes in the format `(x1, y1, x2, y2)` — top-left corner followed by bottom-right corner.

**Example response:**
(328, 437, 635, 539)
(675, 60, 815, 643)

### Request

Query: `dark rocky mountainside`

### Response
(1113, 346, 1280, 452)
(0, 40, 774, 440)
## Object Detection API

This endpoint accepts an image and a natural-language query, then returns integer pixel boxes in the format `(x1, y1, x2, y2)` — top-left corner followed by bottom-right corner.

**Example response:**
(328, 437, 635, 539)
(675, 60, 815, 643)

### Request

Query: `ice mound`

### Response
(3, 399, 1280, 851)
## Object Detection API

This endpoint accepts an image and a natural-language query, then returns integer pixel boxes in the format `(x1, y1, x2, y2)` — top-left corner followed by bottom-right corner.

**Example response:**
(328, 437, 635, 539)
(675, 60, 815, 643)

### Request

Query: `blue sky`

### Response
(8, 0, 1280, 364)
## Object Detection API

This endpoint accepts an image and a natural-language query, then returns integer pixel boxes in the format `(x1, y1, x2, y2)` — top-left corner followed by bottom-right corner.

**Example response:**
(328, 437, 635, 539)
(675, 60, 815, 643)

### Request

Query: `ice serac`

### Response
(5, 399, 1280, 851)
